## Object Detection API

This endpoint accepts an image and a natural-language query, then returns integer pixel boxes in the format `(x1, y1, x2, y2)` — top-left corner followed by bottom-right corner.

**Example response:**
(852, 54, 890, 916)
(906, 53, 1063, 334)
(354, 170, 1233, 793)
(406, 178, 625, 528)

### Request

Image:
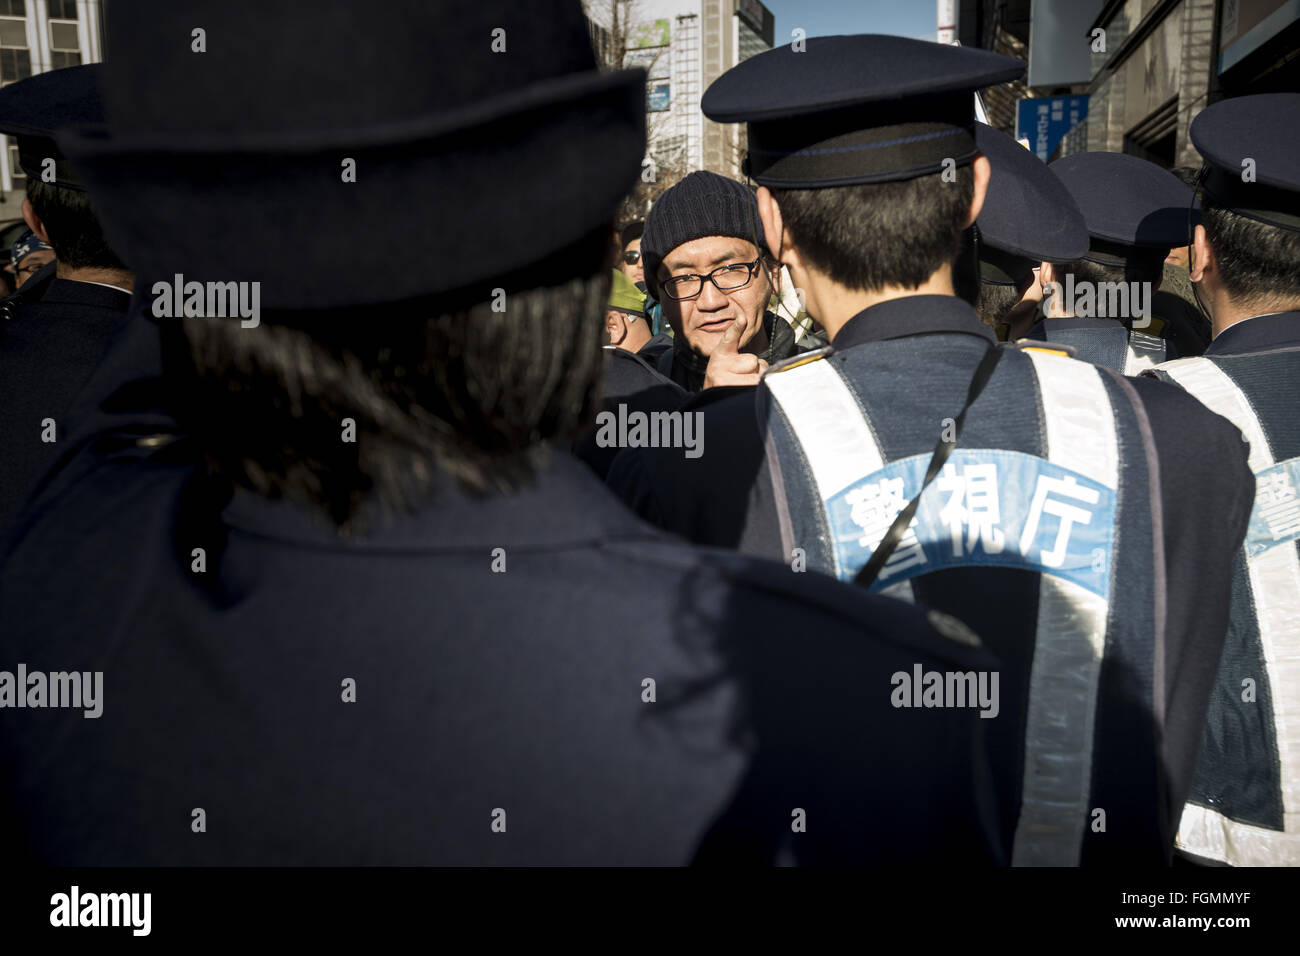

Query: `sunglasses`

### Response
(622, 250, 642, 265)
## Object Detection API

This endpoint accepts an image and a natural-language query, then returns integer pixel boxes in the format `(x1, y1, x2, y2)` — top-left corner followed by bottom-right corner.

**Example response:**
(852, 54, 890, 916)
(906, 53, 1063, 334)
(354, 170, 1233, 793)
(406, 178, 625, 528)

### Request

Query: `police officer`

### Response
(0, 0, 1004, 866)
(969, 122, 1089, 341)
(1026, 152, 1190, 373)
(0, 64, 133, 536)
(609, 34, 1255, 864)
(1146, 92, 1300, 866)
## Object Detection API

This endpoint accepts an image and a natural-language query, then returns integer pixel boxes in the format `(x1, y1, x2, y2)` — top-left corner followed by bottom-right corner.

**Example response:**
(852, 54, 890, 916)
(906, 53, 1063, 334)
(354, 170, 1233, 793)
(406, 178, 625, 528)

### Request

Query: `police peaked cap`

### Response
(973, 123, 1089, 283)
(1049, 152, 1195, 264)
(1191, 93, 1300, 233)
(0, 64, 102, 191)
(55, 0, 647, 310)
(702, 35, 1024, 188)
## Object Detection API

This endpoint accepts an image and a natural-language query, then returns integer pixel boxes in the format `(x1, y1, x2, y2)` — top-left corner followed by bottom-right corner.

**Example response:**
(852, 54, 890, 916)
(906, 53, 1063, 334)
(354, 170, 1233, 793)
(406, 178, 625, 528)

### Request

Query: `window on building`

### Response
(0, 14, 30, 85)
(0, 1, 25, 17)
(1123, 97, 1177, 170)
(48, 0, 78, 19)
(0, 16, 25, 48)
(8, 137, 25, 187)
(49, 18, 79, 67)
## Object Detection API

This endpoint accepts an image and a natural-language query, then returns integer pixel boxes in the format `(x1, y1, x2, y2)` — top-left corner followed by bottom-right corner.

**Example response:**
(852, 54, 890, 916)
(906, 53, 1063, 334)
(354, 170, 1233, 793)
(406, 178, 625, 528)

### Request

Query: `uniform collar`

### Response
(1206, 311, 1300, 356)
(221, 449, 659, 552)
(833, 294, 996, 350)
(41, 277, 133, 311)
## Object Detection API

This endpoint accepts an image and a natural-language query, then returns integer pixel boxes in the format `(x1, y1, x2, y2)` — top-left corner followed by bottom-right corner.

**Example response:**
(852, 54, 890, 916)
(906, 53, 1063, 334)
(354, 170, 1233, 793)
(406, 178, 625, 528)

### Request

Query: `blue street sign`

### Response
(1016, 95, 1089, 162)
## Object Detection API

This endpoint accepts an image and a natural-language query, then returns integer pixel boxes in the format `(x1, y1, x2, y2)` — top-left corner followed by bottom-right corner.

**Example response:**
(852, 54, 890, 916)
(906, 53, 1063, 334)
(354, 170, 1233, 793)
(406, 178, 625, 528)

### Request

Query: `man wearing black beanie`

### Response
(640, 170, 814, 392)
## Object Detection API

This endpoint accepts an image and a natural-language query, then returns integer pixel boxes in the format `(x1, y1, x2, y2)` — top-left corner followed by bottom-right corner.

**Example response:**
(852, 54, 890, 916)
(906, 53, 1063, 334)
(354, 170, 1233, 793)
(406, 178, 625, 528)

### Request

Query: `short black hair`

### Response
(1053, 250, 1166, 291)
(24, 179, 127, 271)
(975, 281, 1022, 330)
(771, 165, 974, 293)
(165, 272, 609, 529)
(1202, 198, 1300, 309)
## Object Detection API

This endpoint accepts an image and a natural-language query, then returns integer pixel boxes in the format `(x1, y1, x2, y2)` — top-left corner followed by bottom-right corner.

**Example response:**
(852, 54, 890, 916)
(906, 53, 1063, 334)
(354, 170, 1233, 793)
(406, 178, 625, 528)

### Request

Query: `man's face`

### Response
(658, 236, 768, 356)
(14, 250, 54, 287)
(619, 238, 644, 284)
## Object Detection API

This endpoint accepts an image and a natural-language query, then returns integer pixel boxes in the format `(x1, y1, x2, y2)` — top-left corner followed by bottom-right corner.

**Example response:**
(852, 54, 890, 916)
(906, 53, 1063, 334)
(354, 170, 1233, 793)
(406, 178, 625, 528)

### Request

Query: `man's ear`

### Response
(963, 154, 991, 228)
(604, 310, 625, 346)
(756, 186, 785, 262)
(21, 198, 51, 246)
(1190, 223, 1214, 284)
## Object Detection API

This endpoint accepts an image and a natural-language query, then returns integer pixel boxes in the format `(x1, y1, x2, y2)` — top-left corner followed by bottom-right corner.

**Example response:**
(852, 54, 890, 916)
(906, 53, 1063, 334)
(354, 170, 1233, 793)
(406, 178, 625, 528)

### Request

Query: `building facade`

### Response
(974, 0, 1300, 170)
(604, 0, 773, 181)
(0, 0, 106, 207)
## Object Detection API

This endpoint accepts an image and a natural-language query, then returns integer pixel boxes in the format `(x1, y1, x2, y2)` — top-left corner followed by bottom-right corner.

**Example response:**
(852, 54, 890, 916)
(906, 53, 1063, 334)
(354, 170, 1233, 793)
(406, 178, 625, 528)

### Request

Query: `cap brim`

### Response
(58, 68, 647, 309)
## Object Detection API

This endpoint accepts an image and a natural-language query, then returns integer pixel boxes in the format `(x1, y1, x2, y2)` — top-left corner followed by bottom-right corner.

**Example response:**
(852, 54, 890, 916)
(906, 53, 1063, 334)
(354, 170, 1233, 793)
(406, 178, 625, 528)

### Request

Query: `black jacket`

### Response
(0, 263, 132, 536)
(0, 303, 1007, 866)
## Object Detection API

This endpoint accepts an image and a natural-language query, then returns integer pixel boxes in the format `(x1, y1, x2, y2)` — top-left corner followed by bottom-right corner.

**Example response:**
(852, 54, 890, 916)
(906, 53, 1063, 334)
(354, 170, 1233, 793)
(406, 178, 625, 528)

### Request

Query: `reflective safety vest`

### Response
(761, 341, 1161, 865)
(1152, 356, 1300, 866)
(1040, 319, 1168, 376)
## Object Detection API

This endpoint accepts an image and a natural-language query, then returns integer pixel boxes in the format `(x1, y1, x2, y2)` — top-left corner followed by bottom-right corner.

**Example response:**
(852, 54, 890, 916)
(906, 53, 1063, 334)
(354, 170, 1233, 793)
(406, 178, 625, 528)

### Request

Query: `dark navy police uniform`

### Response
(0, 264, 132, 534)
(1144, 88, 1300, 866)
(0, 302, 1006, 866)
(1026, 152, 1194, 373)
(623, 35, 1257, 863)
(611, 291, 1254, 866)
(1151, 312, 1300, 865)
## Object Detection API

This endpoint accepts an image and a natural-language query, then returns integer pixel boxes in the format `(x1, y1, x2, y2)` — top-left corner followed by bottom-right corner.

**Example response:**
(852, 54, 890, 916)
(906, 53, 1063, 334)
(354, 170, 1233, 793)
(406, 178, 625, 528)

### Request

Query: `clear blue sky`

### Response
(763, 0, 939, 42)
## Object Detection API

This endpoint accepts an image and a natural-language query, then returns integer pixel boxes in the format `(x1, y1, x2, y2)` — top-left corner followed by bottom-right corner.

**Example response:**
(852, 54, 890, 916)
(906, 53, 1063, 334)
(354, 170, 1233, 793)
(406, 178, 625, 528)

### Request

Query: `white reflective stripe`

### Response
(1123, 331, 1166, 376)
(1012, 577, 1110, 865)
(1161, 357, 1300, 865)
(1178, 804, 1300, 866)
(1024, 350, 1120, 489)
(763, 359, 886, 578)
(1014, 350, 1118, 866)
(1159, 358, 1271, 472)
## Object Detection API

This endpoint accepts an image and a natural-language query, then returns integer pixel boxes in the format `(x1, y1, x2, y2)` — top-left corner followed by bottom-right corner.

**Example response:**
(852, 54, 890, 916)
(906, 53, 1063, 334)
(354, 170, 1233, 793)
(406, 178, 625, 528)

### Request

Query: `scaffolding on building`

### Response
(673, 13, 701, 174)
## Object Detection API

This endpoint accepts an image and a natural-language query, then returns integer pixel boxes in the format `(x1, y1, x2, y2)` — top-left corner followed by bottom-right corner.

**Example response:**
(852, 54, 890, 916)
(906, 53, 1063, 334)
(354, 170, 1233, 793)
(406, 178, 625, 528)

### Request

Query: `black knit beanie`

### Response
(640, 171, 765, 300)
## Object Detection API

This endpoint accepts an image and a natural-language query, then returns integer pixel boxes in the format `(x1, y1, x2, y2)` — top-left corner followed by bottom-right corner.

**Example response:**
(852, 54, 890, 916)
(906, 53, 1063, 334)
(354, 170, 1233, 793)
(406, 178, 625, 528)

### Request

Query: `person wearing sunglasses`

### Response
(639, 171, 815, 392)
(618, 220, 645, 286)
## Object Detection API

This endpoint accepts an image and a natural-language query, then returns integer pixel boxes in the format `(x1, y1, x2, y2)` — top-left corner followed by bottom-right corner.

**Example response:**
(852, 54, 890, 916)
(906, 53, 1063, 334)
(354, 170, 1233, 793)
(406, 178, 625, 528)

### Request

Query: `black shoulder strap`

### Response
(853, 344, 1004, 590)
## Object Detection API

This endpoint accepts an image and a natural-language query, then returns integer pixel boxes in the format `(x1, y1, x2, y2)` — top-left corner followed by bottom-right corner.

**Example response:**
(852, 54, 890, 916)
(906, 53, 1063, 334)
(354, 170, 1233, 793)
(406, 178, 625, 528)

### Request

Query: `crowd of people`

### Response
(0, 0, 1296, 868)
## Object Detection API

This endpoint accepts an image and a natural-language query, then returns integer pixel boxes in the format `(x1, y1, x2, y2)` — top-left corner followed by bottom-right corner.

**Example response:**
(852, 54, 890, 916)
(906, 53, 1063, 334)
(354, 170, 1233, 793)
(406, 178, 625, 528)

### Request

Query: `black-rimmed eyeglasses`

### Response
(660, 259, 762, 300)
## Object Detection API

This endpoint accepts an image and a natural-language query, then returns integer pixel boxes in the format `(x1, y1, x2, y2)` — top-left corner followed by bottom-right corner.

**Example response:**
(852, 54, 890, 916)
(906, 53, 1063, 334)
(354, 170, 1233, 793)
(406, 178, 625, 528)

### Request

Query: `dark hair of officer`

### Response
(167, 249, 610, 529)
(1201, 201, 1300, 307)
(1049, 248, 1167, 291)
(772, 167, 975, 293)
(975, 279, 1024, 328)
(24, 179, 126, 271)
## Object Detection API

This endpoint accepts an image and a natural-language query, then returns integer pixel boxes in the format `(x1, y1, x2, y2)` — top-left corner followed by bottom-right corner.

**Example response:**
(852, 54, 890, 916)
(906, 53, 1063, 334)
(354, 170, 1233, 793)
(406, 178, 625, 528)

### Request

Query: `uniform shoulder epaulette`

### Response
(1012, 339, 1076, 358)
(764, 346, 833, 376)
